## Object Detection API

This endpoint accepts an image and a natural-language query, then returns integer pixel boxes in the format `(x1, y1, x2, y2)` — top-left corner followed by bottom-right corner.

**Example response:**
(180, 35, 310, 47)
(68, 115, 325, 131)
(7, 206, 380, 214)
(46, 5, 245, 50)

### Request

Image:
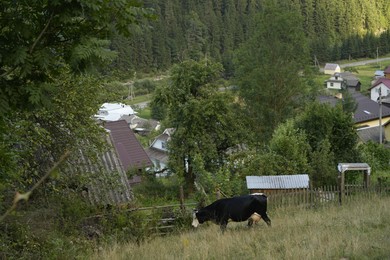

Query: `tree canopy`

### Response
(233, 1, 313, 145)
(155, 59, 246, 191)
(0, 0, 151, 212)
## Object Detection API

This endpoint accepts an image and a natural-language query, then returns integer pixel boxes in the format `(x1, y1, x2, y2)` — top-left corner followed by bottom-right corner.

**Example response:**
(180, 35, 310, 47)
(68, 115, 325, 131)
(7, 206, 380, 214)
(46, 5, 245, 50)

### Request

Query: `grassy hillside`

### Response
(94, 195, 390, 260)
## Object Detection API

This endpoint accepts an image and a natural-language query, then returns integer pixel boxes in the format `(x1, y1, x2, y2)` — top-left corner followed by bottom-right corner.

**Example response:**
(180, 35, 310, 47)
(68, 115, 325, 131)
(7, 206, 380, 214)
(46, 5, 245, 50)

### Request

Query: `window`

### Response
(161, 141, 167, 149)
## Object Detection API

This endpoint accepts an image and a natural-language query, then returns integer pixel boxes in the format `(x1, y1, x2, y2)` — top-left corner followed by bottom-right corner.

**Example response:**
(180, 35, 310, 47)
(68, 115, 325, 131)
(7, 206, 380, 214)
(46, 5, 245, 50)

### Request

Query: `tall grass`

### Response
(94, 195, 390, 260)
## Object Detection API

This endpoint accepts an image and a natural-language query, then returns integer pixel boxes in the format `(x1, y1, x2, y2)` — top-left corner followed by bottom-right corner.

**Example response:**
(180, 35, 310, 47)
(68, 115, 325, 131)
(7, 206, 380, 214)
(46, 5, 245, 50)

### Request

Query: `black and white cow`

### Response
(192, 193, 271, 232)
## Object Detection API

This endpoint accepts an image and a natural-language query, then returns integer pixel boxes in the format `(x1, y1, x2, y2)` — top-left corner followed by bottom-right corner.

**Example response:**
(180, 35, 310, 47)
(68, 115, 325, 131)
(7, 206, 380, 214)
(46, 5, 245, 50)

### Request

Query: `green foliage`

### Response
(193, 154, 245, 198)
(233, 0, 312, 145)
(0, 0, 152, 112)
(269, 120, 311, 174)
(132, 176, 181, 205)
(109, 1, 390, 75)
(359, 142, 390, 173)
(296, 102, 360, 163)
(134, 79, 157, 95)
(160, 59, 246, 191)
(0, 70, 108, 212)
(309, 139, 338, 186)
(0, 194, 95, 259)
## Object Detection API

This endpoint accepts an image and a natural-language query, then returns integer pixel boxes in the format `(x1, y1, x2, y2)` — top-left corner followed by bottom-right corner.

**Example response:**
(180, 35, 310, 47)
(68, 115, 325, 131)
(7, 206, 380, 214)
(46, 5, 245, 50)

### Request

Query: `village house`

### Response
(324, 63, 341, 75)
(325, 73, 346, 90)
(145, 128, 174, 175)
(369, 66, 390, 102)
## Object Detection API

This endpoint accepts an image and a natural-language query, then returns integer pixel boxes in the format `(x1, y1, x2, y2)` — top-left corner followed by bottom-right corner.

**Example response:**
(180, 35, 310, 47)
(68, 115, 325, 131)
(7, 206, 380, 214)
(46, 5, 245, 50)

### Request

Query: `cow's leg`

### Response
(220, 220, 228, 233)
(261, 213, 271, 226)
(247, 218, 254, 227)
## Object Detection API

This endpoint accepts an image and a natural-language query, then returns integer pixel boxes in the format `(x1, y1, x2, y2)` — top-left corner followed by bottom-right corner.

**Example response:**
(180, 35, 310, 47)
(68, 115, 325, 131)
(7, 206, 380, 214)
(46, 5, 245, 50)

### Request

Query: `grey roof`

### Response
(246, 174, 310, 190)
(120, 114, 160, 131)
(318, 91, 390, 124)
(339, 72, 360, 87)
(145, 146, 168, 165)
(351, 91, 390, 124)
(65, 135, 133, 205)
(357, 126, 385, 143)
(375, 70, 384, 77)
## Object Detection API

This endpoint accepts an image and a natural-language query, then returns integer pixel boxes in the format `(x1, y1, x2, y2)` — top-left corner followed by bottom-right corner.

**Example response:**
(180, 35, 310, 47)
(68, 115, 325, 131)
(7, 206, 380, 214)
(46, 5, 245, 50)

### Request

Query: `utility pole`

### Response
(377, 47, 379, 67)
(379, 87, 383, 144)
(314, 55, 320, 70)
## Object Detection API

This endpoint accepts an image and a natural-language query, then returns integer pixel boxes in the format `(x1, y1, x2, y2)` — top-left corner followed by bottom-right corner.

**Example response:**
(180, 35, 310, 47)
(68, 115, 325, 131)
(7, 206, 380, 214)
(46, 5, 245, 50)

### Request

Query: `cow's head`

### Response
(192, 209, 210, 228)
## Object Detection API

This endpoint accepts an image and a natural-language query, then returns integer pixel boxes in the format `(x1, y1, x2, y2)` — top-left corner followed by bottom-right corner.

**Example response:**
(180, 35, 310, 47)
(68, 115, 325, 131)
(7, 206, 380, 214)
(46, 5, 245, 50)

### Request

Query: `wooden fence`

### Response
(268, 183, 390, 210)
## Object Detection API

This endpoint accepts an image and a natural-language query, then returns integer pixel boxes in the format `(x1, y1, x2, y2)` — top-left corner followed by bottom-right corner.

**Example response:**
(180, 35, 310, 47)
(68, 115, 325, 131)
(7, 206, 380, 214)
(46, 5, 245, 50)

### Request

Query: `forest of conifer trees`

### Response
(110, 0, 390, 75)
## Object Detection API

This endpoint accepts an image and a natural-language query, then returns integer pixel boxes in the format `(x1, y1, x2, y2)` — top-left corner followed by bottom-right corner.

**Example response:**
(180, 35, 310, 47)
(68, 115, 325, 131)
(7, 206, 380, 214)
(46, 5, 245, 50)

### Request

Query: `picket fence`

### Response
(268, 183, 389, 209)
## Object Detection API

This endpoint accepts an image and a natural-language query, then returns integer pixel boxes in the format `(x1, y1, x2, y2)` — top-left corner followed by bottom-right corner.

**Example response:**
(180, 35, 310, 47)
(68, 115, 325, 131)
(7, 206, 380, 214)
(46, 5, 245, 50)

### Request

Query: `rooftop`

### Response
(246, 174, 310, 190)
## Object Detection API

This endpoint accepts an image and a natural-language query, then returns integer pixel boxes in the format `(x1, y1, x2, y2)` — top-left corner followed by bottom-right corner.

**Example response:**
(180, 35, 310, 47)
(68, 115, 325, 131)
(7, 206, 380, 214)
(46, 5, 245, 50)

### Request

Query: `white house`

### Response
(94, 102, 136, 121)
(324, 63, 341, 75)
(369, 78, 390, 102)
(145, 128, 175, 175)
(326, 73, 346, 90)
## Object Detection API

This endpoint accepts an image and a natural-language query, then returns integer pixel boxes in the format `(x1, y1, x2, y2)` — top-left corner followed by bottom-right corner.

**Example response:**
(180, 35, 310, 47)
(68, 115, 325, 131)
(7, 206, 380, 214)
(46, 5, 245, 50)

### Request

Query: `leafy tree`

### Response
(162, 59, 246, 192)
(0, 1, 151, 212)
(309, 139, 337, 186)
(233, 0, 312, 145)
(359, 141, 390, 173)
(295, 102, 360, 169)
(269, 120, 311, 175)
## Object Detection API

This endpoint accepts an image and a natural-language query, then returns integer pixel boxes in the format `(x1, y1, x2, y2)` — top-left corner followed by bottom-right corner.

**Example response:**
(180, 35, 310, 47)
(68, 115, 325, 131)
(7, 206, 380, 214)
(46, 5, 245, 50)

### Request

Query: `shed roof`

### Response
(375, 70, 385, 77)
(337, 163, 371, 175)
(246, 174, 310, 190)
(104, 120, 153, 171)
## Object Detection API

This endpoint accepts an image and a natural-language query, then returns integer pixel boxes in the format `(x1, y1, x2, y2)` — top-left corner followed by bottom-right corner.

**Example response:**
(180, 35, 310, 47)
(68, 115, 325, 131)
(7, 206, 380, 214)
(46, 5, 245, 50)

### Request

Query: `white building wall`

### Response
(370, 84, 390, 102)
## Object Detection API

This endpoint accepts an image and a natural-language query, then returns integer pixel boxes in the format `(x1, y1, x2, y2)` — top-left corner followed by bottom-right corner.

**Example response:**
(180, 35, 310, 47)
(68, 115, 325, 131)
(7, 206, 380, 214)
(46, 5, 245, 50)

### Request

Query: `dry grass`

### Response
(94, 195, 390, 260)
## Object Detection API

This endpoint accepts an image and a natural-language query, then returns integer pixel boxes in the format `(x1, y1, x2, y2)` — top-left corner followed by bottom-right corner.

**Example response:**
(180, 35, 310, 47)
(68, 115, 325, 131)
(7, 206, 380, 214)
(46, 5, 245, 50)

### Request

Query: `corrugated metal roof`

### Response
(65, 135, 133, 206)
(246, 174, 310, 190)
(337, 163, 371, 175)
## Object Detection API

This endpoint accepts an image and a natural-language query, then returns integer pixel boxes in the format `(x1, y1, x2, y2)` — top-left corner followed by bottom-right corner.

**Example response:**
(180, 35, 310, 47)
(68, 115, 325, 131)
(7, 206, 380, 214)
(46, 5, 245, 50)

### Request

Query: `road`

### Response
(339, 57, 390, 68)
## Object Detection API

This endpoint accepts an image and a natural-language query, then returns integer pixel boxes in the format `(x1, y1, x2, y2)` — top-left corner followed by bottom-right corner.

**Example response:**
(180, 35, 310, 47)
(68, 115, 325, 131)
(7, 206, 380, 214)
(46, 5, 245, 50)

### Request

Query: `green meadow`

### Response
(94, 195, 390, 260)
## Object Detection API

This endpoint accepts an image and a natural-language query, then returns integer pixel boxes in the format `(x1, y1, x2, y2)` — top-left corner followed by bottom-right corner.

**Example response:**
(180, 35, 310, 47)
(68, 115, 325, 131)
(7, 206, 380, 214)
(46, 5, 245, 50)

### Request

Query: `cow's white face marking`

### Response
(192, 212, 199, 228)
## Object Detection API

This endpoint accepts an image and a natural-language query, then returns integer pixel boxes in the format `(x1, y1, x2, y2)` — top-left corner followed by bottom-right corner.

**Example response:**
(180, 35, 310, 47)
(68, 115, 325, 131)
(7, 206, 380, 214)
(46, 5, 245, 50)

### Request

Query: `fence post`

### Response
(179, 185, 185, 212)
(338, 171, 345, 205)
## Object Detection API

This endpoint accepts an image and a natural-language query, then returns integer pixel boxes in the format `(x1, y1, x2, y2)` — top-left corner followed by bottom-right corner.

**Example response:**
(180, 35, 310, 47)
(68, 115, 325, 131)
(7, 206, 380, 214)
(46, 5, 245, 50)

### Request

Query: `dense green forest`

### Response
(111, 0, 390, 75)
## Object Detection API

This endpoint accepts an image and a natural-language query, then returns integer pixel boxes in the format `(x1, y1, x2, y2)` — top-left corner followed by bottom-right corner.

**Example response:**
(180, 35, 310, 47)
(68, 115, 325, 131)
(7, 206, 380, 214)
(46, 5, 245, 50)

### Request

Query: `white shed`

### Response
(324, 63, 341, 75)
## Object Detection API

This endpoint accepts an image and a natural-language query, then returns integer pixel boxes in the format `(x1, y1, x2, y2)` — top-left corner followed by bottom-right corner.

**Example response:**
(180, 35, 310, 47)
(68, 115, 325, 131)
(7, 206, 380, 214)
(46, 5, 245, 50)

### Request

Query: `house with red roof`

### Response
(369, 77, 390, 102)
(104, 120, 153, 185)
